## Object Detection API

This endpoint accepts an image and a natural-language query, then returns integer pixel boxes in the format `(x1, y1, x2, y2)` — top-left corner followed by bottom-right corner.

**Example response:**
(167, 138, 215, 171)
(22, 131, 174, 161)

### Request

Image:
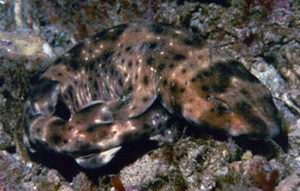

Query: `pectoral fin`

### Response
(75, 146, 122, 169)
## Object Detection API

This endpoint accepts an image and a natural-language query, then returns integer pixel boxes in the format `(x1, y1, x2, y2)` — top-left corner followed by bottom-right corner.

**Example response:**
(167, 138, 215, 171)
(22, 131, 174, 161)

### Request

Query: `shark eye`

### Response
(208, 96, 231, 114)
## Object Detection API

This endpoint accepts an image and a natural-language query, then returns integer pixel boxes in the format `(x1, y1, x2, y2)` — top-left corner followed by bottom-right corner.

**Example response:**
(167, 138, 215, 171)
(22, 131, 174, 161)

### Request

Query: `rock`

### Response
(275, 170, 300, 191)
(250, 57, 288, 97)
(0, 122, 13, 150)
(119, 137, 243, 191)
(230, 156, 283, 191)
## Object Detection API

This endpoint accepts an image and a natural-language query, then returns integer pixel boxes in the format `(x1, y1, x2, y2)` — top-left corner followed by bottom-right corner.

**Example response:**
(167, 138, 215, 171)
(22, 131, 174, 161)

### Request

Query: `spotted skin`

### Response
(24, 22, 283, 168)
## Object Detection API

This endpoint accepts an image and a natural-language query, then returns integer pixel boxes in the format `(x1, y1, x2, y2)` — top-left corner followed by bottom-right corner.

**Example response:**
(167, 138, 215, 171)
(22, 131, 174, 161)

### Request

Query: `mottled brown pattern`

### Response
(24, 22, 282, 168)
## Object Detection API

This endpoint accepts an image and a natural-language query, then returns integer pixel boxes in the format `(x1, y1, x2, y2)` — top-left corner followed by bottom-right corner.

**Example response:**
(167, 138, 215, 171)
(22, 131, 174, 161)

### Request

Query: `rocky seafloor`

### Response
(0, 0, 300, 190)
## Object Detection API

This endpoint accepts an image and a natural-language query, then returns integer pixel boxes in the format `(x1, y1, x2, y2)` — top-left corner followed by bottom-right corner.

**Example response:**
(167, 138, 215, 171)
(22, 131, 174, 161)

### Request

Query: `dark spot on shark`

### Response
(143, 76, 149, 86)
(128, 60, 133, 68)
(158, 63, 166, 71)
(179, 87, 185, 93)
(169, 82, 179, 93)
(191, 77, 196, 83)
(173, 53, 186, 61)
(125, 46, 132, 52)
(142, 96, 149, 102)
(141, 41, 158, 50)
(100, 51, 114, 62)
(162, 79, 168, 86)
(147, 57, 155, 65)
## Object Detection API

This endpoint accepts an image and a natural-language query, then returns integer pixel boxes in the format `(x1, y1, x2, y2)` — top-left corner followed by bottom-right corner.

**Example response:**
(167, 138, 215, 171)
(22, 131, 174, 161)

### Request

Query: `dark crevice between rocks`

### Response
(4, 145, 16, 154)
